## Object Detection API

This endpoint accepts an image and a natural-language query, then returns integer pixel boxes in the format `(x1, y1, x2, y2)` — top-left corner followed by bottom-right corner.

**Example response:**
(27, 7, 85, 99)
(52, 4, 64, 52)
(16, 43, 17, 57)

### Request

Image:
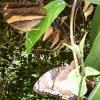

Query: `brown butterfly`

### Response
(33, 62, 76, 100)
(0, 2, 46, 33)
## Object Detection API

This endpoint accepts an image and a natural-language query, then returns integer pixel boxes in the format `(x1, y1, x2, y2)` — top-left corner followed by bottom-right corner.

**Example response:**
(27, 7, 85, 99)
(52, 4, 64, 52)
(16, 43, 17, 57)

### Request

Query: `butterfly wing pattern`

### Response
(33, 62, 76, 99)
(1, 2, 46, 32)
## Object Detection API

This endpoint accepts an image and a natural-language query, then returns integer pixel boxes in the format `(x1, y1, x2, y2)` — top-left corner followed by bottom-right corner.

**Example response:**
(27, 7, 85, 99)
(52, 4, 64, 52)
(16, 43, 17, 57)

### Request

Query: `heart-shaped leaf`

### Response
(84, 67, 100, 77)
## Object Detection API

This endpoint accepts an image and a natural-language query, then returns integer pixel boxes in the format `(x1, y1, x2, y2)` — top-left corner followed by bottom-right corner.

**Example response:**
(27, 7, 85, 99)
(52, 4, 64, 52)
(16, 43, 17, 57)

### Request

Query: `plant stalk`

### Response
(70, 0, 78, 68)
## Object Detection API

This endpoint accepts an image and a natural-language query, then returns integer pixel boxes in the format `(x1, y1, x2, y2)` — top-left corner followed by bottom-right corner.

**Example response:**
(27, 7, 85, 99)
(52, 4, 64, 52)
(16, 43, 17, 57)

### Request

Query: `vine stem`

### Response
(70, 0, 78, 68)
(70, 0, 85, 100)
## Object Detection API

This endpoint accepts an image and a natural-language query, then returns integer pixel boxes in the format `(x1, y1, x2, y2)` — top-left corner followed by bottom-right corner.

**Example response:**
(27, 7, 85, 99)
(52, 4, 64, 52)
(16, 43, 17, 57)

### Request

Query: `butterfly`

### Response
(0, 2, 46, 33)
(33, 62, 76, 100)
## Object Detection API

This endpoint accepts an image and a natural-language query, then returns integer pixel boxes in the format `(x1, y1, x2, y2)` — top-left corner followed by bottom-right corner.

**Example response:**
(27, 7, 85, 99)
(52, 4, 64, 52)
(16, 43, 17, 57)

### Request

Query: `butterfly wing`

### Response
(10, 19, 42, 32)
(33, 63, 76, 99)
(2, 3, 46, 32)
(33, 66, 68, 95)
(53, 66, 75, 99)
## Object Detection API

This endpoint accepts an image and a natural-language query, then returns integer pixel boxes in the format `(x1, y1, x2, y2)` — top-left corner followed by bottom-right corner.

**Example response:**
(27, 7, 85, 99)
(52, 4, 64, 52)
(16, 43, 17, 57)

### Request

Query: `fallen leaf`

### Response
(83, 1, 94, 21)
(51, 31, 60, 48)
(43, 26, 53, 41)
(53, 36, 70, 51)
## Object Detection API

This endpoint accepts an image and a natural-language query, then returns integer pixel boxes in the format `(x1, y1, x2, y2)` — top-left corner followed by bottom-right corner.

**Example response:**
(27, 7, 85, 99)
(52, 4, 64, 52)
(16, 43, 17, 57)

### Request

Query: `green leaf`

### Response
(84, 67, 100, 77)
(25, 0, 67, 53)
(88, 76, 100, 100)
(84, 0, 100, 5)
(67, 69, 87, 96)
(85, 31, 100, 71)
(90, 6, 100, 44)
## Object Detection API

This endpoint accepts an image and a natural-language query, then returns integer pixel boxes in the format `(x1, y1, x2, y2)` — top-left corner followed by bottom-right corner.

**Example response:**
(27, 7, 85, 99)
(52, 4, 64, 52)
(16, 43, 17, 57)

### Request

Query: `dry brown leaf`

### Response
(51, 31, 60, 48)
(53, 36, 70, 51)
(83, 1, 94, 21)
(43, 26, 53, 41)
(83, 1, 90, 12)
